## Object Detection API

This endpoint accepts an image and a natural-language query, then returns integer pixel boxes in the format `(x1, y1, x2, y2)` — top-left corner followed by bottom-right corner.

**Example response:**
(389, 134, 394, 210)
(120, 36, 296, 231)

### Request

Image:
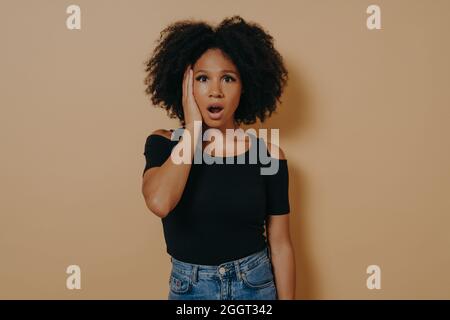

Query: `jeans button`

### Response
(218, 267, 226, 275)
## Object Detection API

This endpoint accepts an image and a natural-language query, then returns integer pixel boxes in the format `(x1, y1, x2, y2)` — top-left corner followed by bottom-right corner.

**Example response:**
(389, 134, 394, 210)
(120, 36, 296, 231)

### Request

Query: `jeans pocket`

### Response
(241, 258, 275, 289)
(169, 269, 191, 294)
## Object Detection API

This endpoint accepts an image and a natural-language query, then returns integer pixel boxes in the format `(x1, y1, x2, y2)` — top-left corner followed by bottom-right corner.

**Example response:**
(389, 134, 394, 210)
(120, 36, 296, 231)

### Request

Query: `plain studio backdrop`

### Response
(1, 0, 449, 299)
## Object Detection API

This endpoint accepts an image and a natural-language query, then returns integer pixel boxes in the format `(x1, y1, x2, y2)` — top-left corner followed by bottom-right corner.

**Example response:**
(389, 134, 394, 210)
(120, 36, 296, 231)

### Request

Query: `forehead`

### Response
(193, 49, 238, 72)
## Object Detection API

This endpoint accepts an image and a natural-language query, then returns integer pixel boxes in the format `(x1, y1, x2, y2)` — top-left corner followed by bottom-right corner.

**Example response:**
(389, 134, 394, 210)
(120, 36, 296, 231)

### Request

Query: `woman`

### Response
(141, 15, 295, 300)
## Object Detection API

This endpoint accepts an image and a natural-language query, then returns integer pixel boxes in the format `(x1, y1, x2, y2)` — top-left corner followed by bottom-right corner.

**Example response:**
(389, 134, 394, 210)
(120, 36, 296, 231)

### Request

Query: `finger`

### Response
(189, 68, 195, 103)
(187, 68, 191, 99)
(183, 65, 191, 101)
(183, 67, 188, 100)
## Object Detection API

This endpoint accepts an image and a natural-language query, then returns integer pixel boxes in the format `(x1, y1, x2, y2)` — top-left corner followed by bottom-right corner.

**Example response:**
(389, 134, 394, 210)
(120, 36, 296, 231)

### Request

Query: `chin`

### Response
(200, 112, 223, 127)
(203, 119, 223, 128)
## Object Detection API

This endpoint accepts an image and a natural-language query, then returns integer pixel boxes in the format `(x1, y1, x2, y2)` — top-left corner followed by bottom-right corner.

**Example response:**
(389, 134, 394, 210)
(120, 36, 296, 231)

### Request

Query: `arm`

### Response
(266, 142, 296, 300)
(267, 214, 296, 300)
(141, 122, 201, 218)
(142, 65, 203, 218)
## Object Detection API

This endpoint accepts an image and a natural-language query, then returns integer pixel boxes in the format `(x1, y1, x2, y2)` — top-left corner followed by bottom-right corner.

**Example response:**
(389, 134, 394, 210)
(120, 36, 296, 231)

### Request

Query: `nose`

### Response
(208, 80, 224, 98)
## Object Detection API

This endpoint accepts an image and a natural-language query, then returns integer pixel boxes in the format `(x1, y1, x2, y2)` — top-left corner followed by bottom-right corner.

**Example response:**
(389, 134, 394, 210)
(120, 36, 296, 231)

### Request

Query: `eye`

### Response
(223, 75, 236, 82)
(195, 75, 236, 83)
(195, 75, 208, 82)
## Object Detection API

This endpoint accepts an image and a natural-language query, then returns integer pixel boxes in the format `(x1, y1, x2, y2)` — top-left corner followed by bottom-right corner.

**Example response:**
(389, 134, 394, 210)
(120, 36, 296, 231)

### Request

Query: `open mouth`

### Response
(207, 105, 224, 113)
(206, 105, 225, 120)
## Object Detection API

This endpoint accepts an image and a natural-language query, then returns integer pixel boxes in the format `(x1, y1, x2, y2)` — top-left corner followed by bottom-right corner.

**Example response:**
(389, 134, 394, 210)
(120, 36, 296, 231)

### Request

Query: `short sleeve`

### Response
(265, 159, 290, 215)
(142, 134, 176, 177)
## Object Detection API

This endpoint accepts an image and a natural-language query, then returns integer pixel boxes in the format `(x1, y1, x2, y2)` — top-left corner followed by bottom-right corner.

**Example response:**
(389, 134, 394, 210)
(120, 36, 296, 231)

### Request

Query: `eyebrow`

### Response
(195, 69, 239, 75)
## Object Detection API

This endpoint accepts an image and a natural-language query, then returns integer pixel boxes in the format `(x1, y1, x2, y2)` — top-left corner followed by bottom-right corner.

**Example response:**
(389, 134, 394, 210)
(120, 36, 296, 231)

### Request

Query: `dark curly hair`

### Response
(144, 15, 288, 126)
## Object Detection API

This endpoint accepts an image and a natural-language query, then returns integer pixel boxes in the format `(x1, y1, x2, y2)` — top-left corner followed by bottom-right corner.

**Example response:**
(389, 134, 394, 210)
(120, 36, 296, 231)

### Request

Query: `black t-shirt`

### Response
(142, 128, 290, 265)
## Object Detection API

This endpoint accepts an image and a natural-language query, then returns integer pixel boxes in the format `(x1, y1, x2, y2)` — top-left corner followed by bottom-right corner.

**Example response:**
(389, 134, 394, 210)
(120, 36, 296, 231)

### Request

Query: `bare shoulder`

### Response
(266, 142, 286, 160)
(150, 129, 173, 140)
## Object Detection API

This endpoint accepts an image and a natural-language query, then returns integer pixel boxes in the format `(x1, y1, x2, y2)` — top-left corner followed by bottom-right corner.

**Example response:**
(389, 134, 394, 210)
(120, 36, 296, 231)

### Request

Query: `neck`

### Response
(201, 119, 241, 155)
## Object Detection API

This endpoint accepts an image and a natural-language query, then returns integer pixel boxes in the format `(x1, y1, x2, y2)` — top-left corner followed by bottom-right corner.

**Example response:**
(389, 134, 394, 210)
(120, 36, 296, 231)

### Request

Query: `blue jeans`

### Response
(168, 247, 278, 300)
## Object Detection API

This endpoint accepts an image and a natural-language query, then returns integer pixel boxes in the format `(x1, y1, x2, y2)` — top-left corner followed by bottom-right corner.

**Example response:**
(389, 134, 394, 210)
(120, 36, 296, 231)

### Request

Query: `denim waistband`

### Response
(170, 247, 271, 282)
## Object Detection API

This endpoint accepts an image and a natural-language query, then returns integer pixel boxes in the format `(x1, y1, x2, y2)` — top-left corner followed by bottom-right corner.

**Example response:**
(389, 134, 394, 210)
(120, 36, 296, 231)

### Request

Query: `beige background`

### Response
(1, 0, 449, 299)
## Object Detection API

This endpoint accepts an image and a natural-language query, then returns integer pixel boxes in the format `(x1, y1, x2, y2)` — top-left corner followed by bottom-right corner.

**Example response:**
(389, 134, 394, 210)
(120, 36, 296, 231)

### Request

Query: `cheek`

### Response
(193, 83, 209, 99)
(223, 84, 241, 96)
(228, 87, 242, 104)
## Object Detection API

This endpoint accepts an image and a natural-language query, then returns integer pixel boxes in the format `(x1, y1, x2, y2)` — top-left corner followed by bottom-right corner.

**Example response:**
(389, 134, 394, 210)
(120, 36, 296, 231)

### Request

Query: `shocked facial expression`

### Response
(192, 48, 243, 128)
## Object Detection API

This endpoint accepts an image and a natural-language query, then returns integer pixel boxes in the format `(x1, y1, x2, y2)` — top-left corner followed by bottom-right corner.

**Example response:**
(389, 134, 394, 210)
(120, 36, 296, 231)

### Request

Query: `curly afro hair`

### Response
(144, 15, 288, 126)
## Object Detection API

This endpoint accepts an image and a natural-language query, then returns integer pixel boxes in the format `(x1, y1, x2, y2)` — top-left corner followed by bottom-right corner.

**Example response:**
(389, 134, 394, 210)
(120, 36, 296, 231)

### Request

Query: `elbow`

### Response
(143, 194, 171, 218)
(268, 237, 294, 253)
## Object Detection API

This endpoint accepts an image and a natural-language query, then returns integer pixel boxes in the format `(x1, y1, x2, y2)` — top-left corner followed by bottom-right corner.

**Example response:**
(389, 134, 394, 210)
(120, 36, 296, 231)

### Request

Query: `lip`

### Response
(206, 103, 225, 120)
(207, 107, 224, 120)
(208, 102, 224, 109)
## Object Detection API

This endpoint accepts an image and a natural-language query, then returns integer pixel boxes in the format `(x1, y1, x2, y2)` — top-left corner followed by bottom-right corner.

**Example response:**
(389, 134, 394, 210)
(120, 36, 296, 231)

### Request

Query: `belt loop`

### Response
(266, 246, 272, 260)
(234, 260, 242, 281)
(191, 265, 198, 284)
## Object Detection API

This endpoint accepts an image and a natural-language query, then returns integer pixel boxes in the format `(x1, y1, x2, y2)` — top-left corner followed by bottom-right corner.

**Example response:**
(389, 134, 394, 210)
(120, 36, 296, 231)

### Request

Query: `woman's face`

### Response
(192, 48, 243, 129)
